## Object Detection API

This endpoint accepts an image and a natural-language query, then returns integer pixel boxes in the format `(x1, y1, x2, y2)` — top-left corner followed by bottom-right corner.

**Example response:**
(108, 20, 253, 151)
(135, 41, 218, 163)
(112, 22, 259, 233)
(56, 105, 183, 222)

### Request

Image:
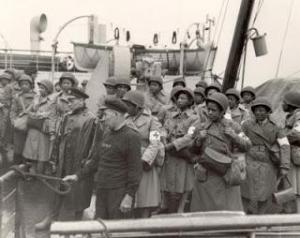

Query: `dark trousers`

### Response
(95, 187, 133, 220)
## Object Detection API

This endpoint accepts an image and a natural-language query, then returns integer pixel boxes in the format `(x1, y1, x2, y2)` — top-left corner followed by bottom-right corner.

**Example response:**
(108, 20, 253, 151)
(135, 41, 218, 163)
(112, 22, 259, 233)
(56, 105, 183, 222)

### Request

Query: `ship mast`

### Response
(222, 0, 255, 92)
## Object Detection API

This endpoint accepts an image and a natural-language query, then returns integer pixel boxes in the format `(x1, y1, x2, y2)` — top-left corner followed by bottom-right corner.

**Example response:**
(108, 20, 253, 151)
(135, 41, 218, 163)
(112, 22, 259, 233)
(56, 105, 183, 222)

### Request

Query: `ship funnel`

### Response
(30, 13, 47, 52)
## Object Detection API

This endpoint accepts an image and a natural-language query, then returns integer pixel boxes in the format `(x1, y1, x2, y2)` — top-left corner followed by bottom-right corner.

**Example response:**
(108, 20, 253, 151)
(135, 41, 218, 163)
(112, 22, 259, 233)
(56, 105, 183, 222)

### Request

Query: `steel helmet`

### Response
(59, 72, 77, 86)
(173, 76, 186, 87)
(122, 90, 145, 108)
(251, 97, 272, 113)
(283, 91, 300, 108)
(173, 87, 194, 105)
(241, 86, 256, 99)
(170, 86, 183, 102)
(37, 79, 54, 94)
(206, 92, 229, 112)
(205, 83, 222, 96)
(194, 87, 205, 97)
(195, 80, 208, 89)
(18, 74, 33, 85)
(0, 73, 12, 82)
(4, 68, 18, 80)
(115, 77, 131, 90)
(103, 77, 117, 87)
(148, 76, 163, 88)
(225, 88, 240, 101)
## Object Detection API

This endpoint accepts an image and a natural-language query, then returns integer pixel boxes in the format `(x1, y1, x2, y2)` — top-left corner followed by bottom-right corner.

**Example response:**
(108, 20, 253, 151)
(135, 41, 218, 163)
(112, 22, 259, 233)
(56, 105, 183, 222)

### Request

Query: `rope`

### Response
(202, 0, 229, 76)
(10, 165, 72, 195)
(275, 0, 295, 78)
(251, 0, 264, 27)
(97, 218, 110, 238)
(215, 0, 230, 47)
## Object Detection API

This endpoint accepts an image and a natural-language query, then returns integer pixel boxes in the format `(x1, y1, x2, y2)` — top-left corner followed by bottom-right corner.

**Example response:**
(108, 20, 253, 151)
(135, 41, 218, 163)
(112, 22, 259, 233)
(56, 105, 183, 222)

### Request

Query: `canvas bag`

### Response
(13, 97, 32, 132)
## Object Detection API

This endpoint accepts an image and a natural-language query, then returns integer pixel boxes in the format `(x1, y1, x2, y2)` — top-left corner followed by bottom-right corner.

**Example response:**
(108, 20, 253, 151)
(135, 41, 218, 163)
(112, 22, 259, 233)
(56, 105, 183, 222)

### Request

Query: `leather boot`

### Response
(35, 216, 52, 231)
(167, 193, 181, 214)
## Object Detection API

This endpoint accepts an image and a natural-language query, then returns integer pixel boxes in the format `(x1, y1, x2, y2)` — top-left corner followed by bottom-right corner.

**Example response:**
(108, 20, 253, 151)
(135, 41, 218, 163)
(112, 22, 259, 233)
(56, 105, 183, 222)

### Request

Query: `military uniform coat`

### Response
(144, 91, 168, 116)
(10, 90, 35, 155)
(22, 94, 55, 161)
(126, 109, 164, 208)
(161, 108, 198, 193)
(0, 87, 8, 143)
(2, 82, 21, 144)
(190, 118, 251, 212)
(285, 109, 300, 194)
(241, 119, 290, 202)
(55, 107, 96, 212)
(50, 91, 72, 133)
(229, 105, 250, 125)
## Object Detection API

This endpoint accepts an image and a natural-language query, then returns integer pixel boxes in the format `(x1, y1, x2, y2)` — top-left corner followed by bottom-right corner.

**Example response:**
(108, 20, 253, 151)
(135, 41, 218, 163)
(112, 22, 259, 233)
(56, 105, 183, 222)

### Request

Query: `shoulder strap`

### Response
(18, 96, 26, 112)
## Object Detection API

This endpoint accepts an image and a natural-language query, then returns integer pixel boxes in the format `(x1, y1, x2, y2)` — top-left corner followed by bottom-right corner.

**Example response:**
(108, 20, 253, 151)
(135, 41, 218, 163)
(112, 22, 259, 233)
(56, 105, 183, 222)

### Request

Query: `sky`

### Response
(0, 0, 299, 87)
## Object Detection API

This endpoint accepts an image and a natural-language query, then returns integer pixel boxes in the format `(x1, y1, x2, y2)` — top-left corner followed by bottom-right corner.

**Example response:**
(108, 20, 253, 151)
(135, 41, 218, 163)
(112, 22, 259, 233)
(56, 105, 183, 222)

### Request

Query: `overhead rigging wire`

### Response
(202, 0, 229, 78)
(215, 0, 230, 47)
(275, 0, 295, 78)
(240, 0, 265, 88)
(251, 0, 264, 27)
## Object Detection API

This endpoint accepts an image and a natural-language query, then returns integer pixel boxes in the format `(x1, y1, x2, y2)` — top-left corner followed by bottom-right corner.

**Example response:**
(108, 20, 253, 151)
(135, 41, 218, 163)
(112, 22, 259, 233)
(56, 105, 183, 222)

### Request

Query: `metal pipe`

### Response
(50, 15, 93, 80)
(51, 214, 300, 235)
(0, 48, 72, 54)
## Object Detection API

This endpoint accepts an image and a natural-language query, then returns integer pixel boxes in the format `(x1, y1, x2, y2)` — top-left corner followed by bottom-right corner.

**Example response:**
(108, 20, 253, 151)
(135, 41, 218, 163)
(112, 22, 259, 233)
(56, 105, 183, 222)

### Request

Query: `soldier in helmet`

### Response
(2, 69, 22, 144)
(122, 90, 165, 217)
(241, 97, 290, 214)
(195, 80, 208, 90)
(10, 74, 36, 164)
(161, 87, 198, 213)
(157, 86, 183, 125)
(204, 83, 221, 97)
(0, 73, 13, 164)
(24, 63, 38, 86)
(51, 73, 78, 133)
(97, 77, 117, 119)
(145, 76, 168, 116)
(240, 86, 256, 111)
(172, 76, 186, 88)
(282, 90, 300, 212)
(115, 77, 131, 99)
(54, 81, 61, 93)
(53, 72, 77, 115)
(22, 79, 55, 174)
(225, 88, 250, 125)
(190, 92, 251, 212)
(193, 87, 208, 123)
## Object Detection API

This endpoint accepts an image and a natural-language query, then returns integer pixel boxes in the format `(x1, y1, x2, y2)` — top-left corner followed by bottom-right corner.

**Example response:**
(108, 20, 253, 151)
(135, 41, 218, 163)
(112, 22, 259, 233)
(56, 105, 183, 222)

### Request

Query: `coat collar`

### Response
(248, 119, 272, 142)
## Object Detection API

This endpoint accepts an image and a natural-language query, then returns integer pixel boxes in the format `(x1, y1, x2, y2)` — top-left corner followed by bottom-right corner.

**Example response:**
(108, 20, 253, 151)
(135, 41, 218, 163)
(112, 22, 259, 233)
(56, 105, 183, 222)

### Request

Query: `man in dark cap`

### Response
(35, 87, 97, 229)
(64, 96, 143, 220)
(97, 77, 117, 119)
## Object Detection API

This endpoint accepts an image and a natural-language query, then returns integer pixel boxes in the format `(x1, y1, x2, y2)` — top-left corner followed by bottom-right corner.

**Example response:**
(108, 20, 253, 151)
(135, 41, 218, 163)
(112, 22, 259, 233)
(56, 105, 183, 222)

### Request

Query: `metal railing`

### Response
(50, 213, 300, 238)
(0, 48, 73, 72)
(0, 165, 26, 238)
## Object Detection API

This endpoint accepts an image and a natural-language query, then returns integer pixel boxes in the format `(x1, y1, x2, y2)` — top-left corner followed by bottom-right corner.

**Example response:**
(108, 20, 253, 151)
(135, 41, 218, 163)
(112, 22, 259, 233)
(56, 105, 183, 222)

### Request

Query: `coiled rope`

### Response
(10, 165, 71, 195)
